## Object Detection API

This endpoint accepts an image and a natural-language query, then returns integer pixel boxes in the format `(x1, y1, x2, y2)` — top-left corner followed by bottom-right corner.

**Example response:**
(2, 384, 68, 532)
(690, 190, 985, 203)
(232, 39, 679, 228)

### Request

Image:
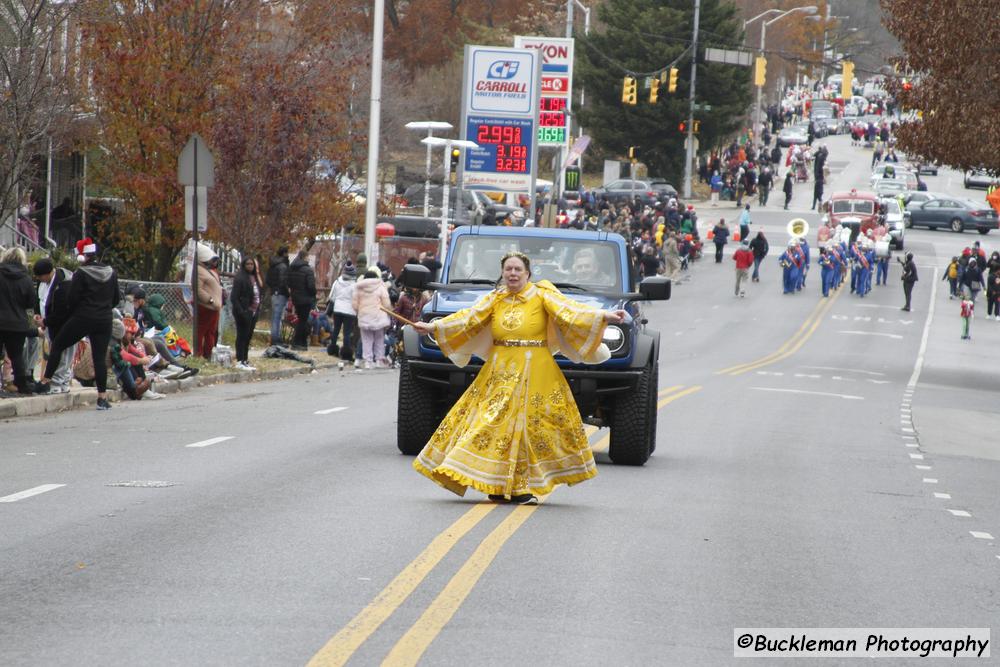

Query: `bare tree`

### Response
(0, 0, 77, 240)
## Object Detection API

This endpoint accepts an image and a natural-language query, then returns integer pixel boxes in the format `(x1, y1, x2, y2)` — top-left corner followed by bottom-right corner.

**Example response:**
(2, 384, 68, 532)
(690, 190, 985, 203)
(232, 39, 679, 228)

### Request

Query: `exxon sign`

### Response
(468, 48, 537, 116)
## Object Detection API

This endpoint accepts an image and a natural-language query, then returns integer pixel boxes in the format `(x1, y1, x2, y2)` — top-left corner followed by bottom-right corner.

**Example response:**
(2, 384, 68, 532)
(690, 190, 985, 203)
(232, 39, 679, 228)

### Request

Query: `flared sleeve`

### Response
(431, 290, 501, 367)
(537, 281, 610, 365)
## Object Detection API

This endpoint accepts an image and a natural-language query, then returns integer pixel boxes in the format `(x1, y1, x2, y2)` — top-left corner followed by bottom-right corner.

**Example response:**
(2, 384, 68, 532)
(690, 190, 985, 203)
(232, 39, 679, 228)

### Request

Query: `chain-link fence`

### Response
(120, 279, 237, 339)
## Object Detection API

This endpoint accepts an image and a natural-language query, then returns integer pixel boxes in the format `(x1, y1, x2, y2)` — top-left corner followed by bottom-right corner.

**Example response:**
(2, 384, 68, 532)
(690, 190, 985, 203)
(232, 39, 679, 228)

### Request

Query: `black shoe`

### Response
(488, 494, 510, 503)
(96, 398, 112, 411)
(511, 494, 538, 505)
(33, 381, 51, 394)
(183, 366, 199, 377)
(901, 306, 910, 311)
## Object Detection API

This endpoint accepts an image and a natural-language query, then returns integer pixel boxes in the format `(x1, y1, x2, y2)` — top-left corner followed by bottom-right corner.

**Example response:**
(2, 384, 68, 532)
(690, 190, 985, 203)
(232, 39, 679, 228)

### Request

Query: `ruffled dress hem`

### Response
(413, 458, 597, 499)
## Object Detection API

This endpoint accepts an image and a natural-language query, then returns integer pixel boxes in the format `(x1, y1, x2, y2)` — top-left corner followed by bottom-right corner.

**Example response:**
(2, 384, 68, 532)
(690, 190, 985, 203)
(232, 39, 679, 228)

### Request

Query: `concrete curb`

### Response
(0, 359, 341, 420)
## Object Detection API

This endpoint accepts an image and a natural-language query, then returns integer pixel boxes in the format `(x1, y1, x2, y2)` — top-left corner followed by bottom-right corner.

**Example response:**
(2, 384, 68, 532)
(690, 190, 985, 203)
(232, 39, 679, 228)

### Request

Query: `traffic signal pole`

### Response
(683, 0, 700, 199)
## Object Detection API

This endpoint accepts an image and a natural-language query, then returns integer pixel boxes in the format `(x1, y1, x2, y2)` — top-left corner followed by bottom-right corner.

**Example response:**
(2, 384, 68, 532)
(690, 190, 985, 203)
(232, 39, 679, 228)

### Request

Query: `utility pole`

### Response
(683, 0, 700, 200)
(363, 0, 385, 263)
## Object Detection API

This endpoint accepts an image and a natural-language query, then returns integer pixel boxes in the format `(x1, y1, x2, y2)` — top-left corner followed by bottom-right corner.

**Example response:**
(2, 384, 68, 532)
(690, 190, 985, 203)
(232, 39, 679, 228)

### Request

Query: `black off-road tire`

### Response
(647, 362, 659, 454)
(608, 362, 654, 466)
(397, 356, 439, 455)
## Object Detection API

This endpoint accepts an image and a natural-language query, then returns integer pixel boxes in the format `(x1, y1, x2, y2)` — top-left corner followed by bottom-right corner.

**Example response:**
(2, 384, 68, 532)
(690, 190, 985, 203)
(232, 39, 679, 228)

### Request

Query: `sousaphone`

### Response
(786, 218, 810, 240)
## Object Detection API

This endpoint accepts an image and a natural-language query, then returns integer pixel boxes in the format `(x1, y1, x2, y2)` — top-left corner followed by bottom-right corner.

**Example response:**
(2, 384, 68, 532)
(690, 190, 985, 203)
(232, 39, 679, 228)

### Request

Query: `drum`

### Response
(875, 240, 891, 258)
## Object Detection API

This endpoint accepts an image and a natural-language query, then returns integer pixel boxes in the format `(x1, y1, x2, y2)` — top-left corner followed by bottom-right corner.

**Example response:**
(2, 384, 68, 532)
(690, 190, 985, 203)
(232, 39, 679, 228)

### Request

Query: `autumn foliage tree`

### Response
(880, 0, 1000, 174)
(82, 0, 362, 280)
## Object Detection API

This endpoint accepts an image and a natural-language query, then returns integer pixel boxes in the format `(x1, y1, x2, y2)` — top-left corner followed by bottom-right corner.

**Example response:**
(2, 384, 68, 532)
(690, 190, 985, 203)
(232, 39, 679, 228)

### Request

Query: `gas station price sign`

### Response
(465, 115, 534, 185)
(538, 97, 567, 144)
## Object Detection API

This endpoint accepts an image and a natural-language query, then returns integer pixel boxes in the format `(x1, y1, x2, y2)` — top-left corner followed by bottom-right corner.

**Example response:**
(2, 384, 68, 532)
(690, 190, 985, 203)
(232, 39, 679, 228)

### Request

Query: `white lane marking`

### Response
(749, 387, 863, 400)
(184, 436, 235, 449)
(905, 443, 919, 448)
(915, 465, 932, 470)
(793, 373, 821, 378)
(867, 379, 891, 384)
(0, 484, 65, 503)
(831, 376, 855, 382)
(908, 267, 939, 389)
(934, 493, 951, 499)
(756, 371, 784, 376)
(314, 407, 348, 415)
(948, 510, 972, 517)
(923, 478, 938, 484)
(838, 330, 904, 339)
(902, 435, 915, 440)
(902, 427, 915, 433)
(909, 453, 924, 460)
(970, 532, 995, 540)
(802, 366, 885, 376)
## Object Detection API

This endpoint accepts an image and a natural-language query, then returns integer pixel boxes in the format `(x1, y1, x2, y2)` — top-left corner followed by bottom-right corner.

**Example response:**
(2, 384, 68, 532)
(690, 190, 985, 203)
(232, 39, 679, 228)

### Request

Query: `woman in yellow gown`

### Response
(412, 252, 626, 504)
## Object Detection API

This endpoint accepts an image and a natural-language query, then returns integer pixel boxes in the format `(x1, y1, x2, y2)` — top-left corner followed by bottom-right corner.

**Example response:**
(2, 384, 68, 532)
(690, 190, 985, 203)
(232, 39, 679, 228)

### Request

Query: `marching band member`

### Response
(798, 237, 811, 290)
(819, 246, 835, 297)
(779, 240, 802, 294)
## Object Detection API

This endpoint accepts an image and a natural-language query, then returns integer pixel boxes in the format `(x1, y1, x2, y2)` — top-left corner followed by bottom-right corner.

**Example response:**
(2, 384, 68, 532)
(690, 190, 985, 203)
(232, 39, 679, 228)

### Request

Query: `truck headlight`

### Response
(602, 325, 625, 353)
(425, 317, 443, 347)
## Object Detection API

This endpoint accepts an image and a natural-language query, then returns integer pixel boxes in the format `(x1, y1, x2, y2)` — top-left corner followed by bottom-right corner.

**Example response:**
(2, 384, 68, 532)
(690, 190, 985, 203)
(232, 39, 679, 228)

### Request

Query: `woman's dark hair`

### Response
(496, 251, 531, 289)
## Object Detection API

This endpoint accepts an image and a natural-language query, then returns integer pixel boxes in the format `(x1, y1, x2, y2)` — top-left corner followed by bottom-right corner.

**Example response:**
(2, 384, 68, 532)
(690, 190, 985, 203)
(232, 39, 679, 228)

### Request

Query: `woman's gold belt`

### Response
(493, 339, 547, 347)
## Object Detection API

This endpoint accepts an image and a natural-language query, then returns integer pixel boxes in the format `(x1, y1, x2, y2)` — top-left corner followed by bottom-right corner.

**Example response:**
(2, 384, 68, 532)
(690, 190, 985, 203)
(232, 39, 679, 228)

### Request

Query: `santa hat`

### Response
(76, 238, 97, 261)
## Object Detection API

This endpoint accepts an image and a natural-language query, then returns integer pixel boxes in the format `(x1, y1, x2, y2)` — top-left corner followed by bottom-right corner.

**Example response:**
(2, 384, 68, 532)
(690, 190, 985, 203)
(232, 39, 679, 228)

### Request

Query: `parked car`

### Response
(908, 197, 999, 234)
(593, 179, 674, 206)
(776, 124, 809, 147)
(873, 178, 910, 199)
(398, 185, 484, 225)
(879, 197, 906, 249)
(870, 165, 917, 190)
(902, 191, 945, 214)
(964, 169, 994, 189)
(906, 160, 939, 176)
(473, 191, 525, 226)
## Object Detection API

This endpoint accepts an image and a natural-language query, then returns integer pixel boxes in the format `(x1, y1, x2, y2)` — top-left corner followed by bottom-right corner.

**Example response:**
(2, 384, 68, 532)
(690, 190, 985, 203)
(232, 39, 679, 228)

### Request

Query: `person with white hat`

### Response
(194, 243, 223, 360)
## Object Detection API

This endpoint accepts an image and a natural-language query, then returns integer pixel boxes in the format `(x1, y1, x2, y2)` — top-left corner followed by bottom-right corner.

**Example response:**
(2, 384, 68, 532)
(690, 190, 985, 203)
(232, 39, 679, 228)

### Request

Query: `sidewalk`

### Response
(0, 344, 347, 420)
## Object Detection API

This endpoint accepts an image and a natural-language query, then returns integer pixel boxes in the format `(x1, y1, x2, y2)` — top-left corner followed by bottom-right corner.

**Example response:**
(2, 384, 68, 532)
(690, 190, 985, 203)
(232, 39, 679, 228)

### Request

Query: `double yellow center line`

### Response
(715, 288, 842, 376)
(307, 384, 700, 666)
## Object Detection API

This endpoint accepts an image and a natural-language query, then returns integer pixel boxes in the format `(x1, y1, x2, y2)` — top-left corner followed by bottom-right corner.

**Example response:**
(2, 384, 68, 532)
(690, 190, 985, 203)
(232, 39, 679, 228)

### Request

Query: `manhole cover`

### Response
(105, 481, 181, 488)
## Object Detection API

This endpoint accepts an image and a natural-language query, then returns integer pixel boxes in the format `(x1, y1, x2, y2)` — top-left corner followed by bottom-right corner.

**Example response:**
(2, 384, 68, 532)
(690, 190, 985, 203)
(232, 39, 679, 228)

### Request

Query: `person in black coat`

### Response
(900, 252, 919, 311)
(35, 240, 120, 410)
(32, 258, 75, 390)
(286, 249, 316, 350)
(783, 171, 794, 210)
(0, 248, 42, 394)
(749, 231, 769, 282)
(265, 247, 290, 345)
(712, 219, 730, 263)
(230, 256, 262, 369)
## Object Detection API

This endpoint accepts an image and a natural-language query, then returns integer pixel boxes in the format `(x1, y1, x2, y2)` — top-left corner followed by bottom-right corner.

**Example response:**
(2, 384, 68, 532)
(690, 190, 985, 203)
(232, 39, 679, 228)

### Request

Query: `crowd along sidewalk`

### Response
(0, 346, 345, 420)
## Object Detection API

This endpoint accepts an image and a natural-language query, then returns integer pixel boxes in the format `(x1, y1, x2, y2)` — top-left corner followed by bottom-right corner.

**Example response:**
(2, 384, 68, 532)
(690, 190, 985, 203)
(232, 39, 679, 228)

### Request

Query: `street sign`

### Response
(184, 186, 207, 232)
(177, 133, 215, 187)
(514, 36, 573, 148)
(460, 45, 541, 194)
(704, 48, 753, 67)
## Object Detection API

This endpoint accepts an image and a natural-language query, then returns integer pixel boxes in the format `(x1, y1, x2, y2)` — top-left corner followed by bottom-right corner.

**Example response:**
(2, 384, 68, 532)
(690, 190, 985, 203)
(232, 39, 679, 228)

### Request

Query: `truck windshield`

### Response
(448, 236, 622, 291)
(832, 200, 875, 215)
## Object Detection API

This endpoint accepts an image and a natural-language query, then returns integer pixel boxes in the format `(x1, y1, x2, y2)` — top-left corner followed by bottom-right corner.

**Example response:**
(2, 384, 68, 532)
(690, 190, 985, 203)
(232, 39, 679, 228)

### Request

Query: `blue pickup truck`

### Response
(397, 225, 670, 466)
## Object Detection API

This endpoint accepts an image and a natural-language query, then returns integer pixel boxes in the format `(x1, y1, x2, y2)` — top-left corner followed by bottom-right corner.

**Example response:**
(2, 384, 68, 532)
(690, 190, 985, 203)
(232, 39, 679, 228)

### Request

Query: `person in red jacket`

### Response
(733, 240, 755, 297)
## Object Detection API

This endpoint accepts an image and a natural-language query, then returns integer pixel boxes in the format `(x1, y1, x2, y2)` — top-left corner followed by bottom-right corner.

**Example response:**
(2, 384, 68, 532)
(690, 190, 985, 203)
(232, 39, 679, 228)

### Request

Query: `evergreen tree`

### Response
(577, 0, 751, 185)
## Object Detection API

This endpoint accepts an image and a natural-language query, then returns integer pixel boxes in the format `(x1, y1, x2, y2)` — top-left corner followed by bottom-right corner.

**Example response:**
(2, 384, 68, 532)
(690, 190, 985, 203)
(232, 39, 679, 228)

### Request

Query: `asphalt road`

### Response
(2, 134, 998, 666)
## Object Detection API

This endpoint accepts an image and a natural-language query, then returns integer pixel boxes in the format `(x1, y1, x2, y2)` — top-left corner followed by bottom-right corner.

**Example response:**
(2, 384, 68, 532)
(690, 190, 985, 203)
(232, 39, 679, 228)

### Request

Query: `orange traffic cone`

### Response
(707, 229, 714, 240)
(733, 232, 741, 242)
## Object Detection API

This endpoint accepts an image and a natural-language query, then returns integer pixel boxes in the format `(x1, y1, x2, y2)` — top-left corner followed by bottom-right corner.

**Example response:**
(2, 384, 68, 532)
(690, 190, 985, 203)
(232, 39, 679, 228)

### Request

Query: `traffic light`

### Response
(649, 78, 659, 104)
(628, 146, 637, 161)
(678, 121, 686, 132)
(450, 148, 460, 170)
(622, 77, 637, 105)
(678, 121, 700, 134)
(841, 61, 854, 99)
(668, 67, 679, 93)
(693, 120, 701, 133)
(754, 56, 767, 87)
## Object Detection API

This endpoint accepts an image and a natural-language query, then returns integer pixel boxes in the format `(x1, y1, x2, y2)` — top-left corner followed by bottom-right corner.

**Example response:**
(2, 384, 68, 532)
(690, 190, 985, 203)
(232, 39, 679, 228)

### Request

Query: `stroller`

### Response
(793, 155, 810, 183)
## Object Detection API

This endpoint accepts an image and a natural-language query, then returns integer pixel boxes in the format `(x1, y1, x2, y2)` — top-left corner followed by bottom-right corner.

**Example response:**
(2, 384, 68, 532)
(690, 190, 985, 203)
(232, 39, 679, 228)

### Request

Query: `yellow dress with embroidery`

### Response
(413, 280, 610, 498)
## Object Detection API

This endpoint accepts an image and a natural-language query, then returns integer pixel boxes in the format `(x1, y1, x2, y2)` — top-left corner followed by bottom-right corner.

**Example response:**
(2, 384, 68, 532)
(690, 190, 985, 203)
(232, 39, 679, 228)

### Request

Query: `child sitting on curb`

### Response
(110, 318, 165, 400)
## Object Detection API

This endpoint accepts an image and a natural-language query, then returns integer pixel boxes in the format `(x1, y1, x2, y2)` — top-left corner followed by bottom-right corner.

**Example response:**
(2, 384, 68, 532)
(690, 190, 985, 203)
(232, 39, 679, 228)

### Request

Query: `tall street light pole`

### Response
(405, 121, 453, 217)
(421, 137, 479, 263)
(363, 0, 385, 265)
(753, 6, 817, 142)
